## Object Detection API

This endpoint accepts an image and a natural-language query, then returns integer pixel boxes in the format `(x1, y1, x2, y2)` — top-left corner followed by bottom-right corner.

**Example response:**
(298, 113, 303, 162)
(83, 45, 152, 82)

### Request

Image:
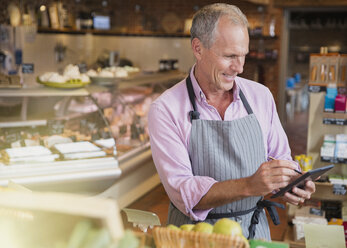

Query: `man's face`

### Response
(195, 16, 249, 92)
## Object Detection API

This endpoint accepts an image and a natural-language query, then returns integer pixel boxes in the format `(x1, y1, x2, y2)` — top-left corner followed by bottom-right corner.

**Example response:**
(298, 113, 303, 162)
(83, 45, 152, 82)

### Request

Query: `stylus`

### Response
(268, 156, 303, 175)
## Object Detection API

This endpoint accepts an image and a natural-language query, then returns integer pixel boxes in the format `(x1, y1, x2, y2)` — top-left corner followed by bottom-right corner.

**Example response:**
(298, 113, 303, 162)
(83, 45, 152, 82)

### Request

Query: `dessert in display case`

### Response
(0, 70, 186, 200)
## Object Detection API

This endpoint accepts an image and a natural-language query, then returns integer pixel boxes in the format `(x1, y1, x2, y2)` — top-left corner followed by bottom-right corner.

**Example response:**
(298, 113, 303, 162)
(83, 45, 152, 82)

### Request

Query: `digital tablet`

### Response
(270, 164, 334, 198)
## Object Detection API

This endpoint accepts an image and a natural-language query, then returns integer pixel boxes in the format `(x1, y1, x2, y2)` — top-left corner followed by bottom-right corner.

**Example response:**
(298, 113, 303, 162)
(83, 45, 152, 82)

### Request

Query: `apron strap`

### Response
(206, 206, 257, 219)
(186, 74, 200, 121)
(239, 89, 253, 115)
(248, 199, 285, 239)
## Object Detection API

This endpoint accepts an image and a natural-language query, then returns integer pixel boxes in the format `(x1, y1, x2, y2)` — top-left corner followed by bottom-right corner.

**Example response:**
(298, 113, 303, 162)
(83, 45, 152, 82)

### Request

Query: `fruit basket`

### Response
(153, 227, 249, 248)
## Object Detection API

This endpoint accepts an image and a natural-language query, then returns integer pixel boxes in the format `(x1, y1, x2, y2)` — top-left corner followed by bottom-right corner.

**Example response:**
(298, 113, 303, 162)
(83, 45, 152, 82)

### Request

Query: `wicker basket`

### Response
(153, 227, 250, 248)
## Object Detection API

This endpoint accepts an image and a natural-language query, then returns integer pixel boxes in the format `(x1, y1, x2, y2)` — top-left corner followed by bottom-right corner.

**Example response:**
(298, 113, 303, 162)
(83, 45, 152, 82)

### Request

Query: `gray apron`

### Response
(167, 74, 284, 240)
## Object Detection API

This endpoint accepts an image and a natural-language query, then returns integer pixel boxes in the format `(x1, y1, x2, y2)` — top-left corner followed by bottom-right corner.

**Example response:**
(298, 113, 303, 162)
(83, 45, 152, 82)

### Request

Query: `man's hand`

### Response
(282, 180, 316, 205)
(247, 160, 298, 196)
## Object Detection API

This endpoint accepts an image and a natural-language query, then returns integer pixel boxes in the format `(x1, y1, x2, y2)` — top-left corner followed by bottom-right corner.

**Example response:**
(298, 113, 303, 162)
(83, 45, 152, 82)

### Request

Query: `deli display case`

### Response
(0, 71, 186, 204)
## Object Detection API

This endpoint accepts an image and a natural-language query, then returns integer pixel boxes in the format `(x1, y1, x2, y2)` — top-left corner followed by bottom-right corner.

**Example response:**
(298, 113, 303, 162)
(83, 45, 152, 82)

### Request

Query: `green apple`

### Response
(192, 222, 213, 234)
(180, 224, 195, 231)
(213, 218, 243, 236)
(167, 224, 180, 231)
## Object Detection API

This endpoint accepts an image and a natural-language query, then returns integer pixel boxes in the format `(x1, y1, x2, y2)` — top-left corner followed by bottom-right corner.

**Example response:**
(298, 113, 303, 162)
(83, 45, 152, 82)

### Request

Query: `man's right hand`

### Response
(247, 159, 299, 196)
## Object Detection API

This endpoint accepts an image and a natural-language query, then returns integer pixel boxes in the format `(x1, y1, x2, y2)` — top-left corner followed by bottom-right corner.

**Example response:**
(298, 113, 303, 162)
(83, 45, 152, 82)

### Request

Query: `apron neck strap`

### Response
(239, 89, 253, 115)
(186, 73, 254, 120)
(186, 73, 200, 121)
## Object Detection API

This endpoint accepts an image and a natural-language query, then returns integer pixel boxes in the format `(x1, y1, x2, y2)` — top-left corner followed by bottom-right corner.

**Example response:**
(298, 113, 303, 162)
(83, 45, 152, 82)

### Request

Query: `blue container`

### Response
(324, 94, 336, 112)
(294, 73, 301, 83)
(286, 77, 295, 88)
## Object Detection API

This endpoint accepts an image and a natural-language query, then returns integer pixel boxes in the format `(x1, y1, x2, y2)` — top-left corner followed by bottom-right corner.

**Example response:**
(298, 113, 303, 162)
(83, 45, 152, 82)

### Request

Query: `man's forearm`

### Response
(193, 177, 253, 210)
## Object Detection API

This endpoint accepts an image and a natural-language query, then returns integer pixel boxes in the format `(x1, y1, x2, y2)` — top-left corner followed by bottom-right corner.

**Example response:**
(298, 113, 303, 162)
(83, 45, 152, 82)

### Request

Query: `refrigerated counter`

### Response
(0, 71, 186, 208)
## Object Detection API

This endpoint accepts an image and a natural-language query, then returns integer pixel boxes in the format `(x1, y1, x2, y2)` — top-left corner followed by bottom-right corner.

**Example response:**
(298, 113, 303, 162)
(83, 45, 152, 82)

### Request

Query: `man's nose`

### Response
(231, 57, 244, 74)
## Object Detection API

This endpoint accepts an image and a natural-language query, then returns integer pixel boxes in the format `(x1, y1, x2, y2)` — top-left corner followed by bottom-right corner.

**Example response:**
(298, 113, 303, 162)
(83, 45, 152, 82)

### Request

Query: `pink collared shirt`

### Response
(148, 66, 295, 221)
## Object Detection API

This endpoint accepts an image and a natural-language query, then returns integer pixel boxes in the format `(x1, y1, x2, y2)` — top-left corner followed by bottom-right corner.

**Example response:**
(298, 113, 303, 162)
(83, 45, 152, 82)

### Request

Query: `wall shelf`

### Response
(37, 27, 191, 38)
(307, 92, 347, 176)
(321, 156, 347, 164)
(37, 27, 279, 40)
(312, 182, 347, 201)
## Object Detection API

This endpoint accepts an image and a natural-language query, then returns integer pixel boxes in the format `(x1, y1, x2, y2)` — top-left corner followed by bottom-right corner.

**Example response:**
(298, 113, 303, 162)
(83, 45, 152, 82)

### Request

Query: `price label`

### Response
(333, 184, 346, 195)
(5, 131, 21, 144)
(47, 120, 65, 135)
(22, 63, 34, 74)
(335, 119, 347, 125)
(310, 208, 323, 216)
(309, 85, 326, 93)
(323, 118, 335, 125)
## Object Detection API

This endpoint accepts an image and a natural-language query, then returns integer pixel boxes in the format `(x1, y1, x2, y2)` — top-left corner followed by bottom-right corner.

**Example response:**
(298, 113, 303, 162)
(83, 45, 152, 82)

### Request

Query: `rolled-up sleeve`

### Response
(148, 103, 217, 221)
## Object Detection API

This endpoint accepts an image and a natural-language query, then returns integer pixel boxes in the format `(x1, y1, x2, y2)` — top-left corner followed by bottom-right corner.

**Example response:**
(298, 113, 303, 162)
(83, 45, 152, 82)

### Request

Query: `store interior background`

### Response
(1, 0, 347, 244)
(2, 0, 347, 122)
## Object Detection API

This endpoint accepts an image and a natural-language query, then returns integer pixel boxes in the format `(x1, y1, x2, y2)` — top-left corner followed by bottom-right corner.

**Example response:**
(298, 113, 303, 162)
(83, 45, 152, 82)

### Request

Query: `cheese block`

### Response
(54, 141, 101, 154)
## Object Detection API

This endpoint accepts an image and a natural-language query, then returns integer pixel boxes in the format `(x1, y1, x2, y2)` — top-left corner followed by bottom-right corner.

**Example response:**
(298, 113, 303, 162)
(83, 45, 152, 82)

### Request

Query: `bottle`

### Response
(269, 17, 276, 37)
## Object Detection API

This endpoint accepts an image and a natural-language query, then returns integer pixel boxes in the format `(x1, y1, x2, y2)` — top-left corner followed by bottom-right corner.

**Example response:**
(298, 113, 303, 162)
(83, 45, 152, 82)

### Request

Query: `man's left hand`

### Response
(282, 180, 316, 205)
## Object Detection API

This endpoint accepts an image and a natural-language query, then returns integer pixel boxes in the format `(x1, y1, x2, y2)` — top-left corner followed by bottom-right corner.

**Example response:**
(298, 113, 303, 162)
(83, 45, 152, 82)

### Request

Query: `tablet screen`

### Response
(270, 164, 334, 198)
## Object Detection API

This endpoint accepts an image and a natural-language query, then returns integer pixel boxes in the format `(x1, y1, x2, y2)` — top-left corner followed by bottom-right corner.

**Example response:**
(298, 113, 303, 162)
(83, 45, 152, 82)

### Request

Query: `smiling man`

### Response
(148, 3, 315, 240)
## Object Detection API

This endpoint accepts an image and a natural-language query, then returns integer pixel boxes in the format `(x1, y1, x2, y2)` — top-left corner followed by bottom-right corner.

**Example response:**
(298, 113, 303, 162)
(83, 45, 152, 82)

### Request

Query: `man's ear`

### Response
(191, 38, 203, 60)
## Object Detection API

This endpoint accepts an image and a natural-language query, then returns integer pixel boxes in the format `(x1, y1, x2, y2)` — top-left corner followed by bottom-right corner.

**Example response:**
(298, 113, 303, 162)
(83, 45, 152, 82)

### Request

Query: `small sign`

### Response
(22, 63, 34, 74)
(5, 131, 21, 144)
(321, 156, 337, 163)
(323, 118, 335, 125)
(335, 119, 347, 125)
(337, 158, 347, 164)
(333, 184, 347, 195)
(308, 85, 326, 93)
(47, 120, 65, 135)
(310, 207, 323, 216)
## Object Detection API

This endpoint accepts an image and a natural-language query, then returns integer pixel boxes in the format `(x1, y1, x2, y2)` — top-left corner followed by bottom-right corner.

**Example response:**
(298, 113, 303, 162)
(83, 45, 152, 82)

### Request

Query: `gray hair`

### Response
(190, 3, 249, 48)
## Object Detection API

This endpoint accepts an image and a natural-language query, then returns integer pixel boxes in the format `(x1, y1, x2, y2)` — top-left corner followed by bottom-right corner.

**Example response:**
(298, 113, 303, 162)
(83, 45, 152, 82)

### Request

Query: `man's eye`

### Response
(226, 55, 237, 59)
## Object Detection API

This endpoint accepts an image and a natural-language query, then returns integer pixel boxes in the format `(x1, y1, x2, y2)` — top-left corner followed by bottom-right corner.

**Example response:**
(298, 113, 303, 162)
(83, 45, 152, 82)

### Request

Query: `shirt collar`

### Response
(189, 64, 241, 103)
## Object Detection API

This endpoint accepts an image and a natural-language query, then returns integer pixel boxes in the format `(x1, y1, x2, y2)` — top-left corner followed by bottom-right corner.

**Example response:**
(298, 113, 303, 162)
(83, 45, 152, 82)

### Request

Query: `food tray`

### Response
(36, 77, 91, 88)
(153, 227, 249, 248)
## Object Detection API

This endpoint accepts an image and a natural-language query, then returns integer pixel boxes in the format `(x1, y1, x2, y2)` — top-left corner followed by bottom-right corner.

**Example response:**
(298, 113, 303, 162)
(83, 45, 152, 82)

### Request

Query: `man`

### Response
(148, 3, 315, 240)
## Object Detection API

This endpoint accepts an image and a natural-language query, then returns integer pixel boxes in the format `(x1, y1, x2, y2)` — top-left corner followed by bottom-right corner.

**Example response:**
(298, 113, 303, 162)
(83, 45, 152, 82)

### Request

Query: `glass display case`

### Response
(0, 71, 186, 197)
(0, 85, 120, 193)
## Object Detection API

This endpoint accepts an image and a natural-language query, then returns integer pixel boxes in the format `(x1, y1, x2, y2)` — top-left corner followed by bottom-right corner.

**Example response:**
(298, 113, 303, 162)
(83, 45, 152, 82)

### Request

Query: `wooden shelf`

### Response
(37, 27, 279, 40)
(321, 156, 347, 164)
(307, 92, 347, 173)
(37, 27, 190, 38)
(312, 182, 347, 201)
(274, 0, 347, 7)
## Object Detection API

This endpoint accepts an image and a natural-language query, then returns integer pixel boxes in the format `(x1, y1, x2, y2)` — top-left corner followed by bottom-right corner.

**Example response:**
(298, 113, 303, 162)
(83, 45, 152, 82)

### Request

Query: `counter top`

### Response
(0, 84, 108, 97)
(0, 71, 186, 97)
